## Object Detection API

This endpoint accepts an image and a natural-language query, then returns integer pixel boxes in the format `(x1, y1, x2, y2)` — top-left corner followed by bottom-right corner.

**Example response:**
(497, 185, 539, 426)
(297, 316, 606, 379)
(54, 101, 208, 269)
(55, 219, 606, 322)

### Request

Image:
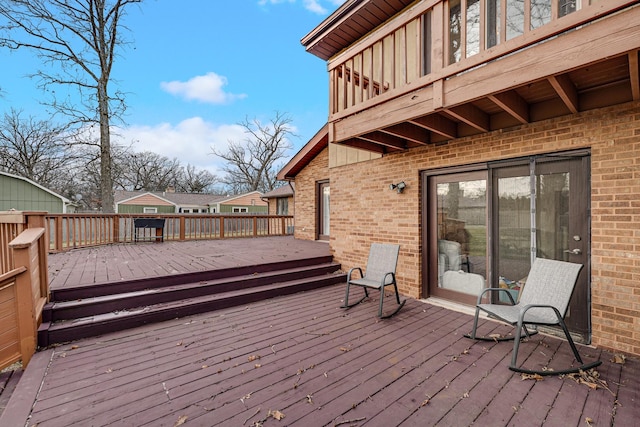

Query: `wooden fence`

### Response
(0, 212, 49, 371)
(45, 213, 294, 252)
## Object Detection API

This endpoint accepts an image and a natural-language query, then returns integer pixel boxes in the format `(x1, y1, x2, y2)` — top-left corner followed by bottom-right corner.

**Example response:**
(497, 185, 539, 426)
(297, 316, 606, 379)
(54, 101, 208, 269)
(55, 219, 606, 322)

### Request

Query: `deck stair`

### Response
(38, 255, 345, 347)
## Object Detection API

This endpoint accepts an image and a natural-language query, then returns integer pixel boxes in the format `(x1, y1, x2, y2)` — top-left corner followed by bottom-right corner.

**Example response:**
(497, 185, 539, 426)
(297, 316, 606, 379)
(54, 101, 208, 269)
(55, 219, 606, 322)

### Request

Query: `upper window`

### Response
(232, 207, 248, 213)
(143, 207, 157, 213)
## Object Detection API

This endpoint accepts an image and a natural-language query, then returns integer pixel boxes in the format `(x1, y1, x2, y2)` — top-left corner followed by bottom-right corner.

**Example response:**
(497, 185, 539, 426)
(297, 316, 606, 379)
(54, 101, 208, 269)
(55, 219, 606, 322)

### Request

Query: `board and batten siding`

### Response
(0, 173, 66, 213)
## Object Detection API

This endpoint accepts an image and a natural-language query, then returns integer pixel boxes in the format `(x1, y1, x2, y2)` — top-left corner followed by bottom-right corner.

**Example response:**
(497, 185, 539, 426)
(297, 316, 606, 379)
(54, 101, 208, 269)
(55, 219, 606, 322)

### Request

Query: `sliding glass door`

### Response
(424, 153, 591, 341)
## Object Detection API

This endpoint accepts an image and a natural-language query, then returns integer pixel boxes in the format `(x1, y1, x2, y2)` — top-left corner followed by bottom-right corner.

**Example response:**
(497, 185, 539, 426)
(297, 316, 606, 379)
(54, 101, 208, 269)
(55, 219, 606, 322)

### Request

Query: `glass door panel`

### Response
(495, 168, 531, 303)
(429, 172, 487, 304)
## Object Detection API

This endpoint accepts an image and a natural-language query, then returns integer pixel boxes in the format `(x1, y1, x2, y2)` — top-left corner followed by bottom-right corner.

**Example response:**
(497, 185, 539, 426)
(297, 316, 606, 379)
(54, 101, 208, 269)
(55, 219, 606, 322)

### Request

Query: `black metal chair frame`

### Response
(341, 243, 405, 318)
(465, 257, 601, 376)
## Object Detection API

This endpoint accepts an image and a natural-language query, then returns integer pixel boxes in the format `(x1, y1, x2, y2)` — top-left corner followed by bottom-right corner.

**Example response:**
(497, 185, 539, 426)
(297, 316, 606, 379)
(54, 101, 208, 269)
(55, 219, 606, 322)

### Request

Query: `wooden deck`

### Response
(1, 237, 638, 426)
(47, 236, 332, 290)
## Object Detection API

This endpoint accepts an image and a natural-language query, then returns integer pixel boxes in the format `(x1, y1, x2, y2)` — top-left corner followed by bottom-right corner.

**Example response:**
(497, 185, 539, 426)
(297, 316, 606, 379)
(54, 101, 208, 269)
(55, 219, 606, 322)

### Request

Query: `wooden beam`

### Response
(629, 50, 640, 101)
(488, 90, 529, 124)
(380, 123, 430, 145)
(409, 114, 457, 139)
(340, 138, 387, 154)
(445, 104, 490, 132)
(548, 74, 579, 113)
(358, 131, 407, 151)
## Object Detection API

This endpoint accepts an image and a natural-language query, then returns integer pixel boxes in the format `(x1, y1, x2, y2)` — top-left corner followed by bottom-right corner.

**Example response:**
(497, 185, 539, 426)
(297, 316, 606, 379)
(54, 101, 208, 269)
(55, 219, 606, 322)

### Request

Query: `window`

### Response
(506, 0, 525, 40)
(486, 0, 500, 48)
(422, 10, 432, 75)
(143, 207, 157, 213)
(466, 0, 480, 58)
(449, 0, 462, 64)
(277, 198, 288, 215)
(232, 207, 248, 213)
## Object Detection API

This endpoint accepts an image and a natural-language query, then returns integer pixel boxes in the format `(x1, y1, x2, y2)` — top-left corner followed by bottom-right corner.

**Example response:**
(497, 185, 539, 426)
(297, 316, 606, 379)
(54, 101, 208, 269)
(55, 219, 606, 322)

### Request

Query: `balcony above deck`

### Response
(303, 0, 640, 153)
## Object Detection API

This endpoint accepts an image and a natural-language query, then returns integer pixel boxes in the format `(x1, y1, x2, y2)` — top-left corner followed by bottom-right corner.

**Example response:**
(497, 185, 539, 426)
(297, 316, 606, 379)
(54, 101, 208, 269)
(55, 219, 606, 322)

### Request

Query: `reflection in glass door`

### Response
(429, 172, 488, 305)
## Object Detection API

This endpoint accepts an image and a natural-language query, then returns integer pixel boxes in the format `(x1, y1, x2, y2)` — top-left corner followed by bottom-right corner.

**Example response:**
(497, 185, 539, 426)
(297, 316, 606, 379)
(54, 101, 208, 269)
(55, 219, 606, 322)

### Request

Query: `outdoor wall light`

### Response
(389, 181, 406, 193)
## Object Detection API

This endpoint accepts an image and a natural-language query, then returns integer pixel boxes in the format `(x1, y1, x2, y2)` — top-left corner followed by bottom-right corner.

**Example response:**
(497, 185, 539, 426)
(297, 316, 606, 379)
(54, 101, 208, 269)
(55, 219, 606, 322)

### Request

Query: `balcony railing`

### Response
(329, 0, 634, 118)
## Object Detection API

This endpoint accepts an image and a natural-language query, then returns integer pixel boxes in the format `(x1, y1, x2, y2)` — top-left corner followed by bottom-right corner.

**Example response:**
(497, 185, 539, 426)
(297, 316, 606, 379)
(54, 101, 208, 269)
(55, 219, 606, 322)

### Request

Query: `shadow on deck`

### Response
(1, 237, 638, 426)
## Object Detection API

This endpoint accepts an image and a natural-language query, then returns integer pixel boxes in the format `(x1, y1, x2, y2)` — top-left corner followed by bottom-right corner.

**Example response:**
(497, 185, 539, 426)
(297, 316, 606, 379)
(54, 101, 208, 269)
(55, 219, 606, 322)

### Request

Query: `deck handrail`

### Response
(44, 213, 295, 252)
(328, 0, 635, 119)
(0, 223, 49, 370)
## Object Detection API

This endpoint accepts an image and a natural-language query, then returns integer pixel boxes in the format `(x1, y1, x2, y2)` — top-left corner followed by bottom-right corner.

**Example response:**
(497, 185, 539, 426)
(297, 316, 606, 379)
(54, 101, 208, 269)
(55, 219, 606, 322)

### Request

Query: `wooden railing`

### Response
(45, 213, 295, 252)
(0, 212, 49, 370)
(329, 0, 635, 117)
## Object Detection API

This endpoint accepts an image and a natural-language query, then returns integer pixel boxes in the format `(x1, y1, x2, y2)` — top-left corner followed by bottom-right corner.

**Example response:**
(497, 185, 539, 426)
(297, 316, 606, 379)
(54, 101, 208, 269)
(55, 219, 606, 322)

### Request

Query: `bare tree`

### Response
(0, 0, 142, 212)
(212, 112, 295, 193)
(177, 164, 219, 193)
(118, 151, 182, 191)
(0, 108, 78, 189)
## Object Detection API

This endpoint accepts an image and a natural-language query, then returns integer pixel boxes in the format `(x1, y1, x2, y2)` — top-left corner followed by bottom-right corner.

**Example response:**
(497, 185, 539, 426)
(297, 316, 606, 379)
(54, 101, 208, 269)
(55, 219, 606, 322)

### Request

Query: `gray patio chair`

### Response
(341, 243, 405, 318)
(466, 257, 601, 375)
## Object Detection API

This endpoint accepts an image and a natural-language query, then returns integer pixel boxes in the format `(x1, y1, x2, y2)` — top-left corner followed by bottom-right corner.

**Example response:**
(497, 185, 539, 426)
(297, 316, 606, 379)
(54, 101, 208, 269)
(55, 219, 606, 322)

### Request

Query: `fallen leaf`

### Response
(248, 355, 261, 362)
(176, 341, 183, 346)
(268, 409, 285, 420)
(339, 347, 351, 352)
(70, 345, 79, 350)
(585, 416, 593, 426)
(521, 373, 544, 381)
(420, 399, 430, 407)
(612, 354, 626, 365)
(463, 391, 470, 398)
(254, 364, 261, 369)
(173, 415, 188, 426)
(306, 394, 313, 404)
(201, 365, 208, 369)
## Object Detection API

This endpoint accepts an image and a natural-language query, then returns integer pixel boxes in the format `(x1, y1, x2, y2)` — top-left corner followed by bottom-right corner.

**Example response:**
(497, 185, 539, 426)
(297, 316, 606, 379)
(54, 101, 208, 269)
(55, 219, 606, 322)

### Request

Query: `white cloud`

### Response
(303, 0, 327, 14)
(257, 0, 345, 15)
(160, 72, 247, 104)
(115, 117, 247, 174)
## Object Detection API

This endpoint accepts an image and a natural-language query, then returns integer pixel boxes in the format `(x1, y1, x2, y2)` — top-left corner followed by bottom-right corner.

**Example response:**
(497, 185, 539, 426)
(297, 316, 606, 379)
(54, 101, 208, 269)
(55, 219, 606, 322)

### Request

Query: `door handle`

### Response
(564, 248, 582, 255)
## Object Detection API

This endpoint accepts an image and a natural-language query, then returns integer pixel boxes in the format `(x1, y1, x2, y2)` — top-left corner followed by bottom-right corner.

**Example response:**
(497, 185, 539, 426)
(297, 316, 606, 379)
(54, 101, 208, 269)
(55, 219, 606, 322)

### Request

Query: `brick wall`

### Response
(303, 101, 639, 356)
(293, 147, 329, 242)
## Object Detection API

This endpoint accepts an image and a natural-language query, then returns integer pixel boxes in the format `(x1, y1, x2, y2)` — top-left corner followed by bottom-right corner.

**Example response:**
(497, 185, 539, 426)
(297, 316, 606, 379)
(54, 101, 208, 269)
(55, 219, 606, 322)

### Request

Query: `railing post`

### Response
(9, 227, 47, 368)
(253, 216, 258, 237)
(180, 216, 186, 241)
(113, 214, 120, 243)
(281, 216, 286, 235)
(220, 216, 225, 238)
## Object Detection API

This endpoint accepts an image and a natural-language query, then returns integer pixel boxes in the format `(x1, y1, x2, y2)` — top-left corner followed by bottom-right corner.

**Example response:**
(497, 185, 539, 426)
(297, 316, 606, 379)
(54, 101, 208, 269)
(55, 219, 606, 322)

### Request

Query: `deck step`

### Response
(43, 263, 341, 321)
(39, 259, 346, 347)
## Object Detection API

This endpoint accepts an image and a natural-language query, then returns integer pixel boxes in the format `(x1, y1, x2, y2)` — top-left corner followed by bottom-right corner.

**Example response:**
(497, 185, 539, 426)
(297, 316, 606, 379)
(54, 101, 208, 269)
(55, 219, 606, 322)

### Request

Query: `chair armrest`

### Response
(347, 267, 363, 282)
(476, 287, 517, 305)
(380, 272, 396, 286)
(518, 304, 563, 324)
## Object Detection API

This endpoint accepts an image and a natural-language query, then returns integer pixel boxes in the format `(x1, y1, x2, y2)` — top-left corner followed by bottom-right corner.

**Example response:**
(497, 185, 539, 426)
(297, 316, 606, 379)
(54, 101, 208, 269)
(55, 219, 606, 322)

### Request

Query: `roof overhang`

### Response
(301, 0, 415, 61)
(277, 124, 329, 180)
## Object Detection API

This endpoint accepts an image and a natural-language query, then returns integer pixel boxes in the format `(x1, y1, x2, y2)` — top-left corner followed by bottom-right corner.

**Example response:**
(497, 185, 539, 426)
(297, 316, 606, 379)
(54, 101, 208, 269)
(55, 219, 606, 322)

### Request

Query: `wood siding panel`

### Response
(0, 175, 64, 213)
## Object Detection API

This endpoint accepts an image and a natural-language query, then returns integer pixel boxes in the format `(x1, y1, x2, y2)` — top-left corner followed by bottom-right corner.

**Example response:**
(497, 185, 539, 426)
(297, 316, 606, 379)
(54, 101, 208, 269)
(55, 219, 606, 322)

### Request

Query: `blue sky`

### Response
(0, 0, 344, 175)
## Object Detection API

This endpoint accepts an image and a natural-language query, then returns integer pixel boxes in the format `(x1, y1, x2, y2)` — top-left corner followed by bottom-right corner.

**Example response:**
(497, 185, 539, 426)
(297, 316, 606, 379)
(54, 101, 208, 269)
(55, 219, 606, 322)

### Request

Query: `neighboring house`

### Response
(0, 171, 76, 213)
(114, 190, 267, 214)
(279, 1, 640, 358)
(210, 191, 268, 214)
(261, 183, 295, 216)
